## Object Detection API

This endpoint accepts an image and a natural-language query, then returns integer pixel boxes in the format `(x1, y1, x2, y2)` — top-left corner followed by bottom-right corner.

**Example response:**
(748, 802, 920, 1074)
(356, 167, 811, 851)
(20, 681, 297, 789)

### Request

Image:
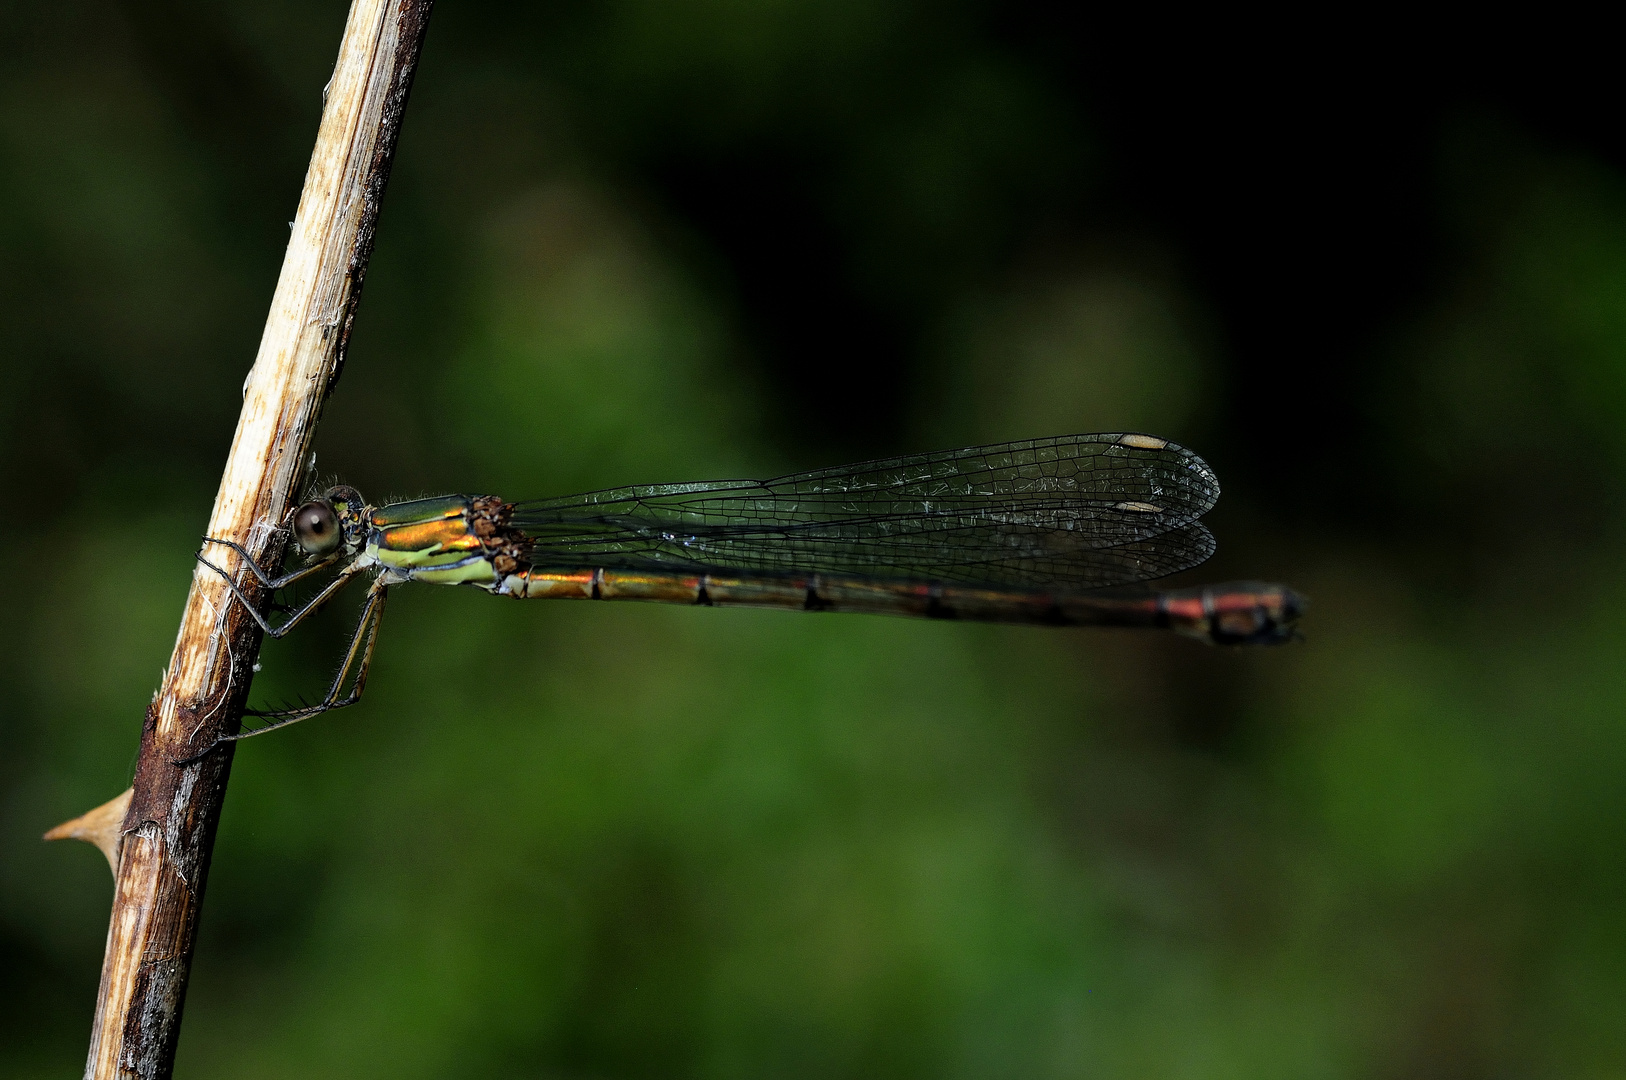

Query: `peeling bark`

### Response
(80, 4, 434, 1076)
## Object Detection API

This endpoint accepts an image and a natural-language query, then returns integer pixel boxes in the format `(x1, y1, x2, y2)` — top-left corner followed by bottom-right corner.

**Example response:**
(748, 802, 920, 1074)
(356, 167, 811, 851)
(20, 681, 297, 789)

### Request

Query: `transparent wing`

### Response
(509, 434, 1220, 589)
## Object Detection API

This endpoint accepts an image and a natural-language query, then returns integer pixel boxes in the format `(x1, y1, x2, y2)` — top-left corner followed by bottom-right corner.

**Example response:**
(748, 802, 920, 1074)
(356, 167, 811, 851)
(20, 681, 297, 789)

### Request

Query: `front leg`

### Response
(196, 553, 365, 638)
(201, 536, 339, 591)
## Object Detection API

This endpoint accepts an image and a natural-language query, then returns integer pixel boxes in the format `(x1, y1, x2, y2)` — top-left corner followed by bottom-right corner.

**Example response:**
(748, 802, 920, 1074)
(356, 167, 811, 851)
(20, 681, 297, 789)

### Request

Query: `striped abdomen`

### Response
(494, 568, 1303, 645)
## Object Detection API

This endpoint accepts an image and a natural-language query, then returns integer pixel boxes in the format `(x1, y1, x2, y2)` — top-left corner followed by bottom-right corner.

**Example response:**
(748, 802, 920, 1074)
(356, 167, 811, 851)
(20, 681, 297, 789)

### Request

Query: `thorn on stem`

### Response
(44, 787, 133, 876)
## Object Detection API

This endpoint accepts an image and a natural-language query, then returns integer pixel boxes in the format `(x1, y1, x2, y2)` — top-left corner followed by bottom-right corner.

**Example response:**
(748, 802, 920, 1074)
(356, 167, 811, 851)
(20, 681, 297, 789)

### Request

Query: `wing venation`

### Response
(509, 434, 1219, 589)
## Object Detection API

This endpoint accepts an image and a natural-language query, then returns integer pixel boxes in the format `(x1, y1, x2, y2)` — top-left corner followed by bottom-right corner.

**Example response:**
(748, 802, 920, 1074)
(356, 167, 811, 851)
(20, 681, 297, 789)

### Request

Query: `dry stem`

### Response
(78, 3, 433, 1076)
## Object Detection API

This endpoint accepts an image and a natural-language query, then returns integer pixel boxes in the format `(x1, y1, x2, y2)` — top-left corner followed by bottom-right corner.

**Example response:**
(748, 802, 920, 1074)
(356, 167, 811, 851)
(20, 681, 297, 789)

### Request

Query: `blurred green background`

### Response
(5, 4, 1626, 1077)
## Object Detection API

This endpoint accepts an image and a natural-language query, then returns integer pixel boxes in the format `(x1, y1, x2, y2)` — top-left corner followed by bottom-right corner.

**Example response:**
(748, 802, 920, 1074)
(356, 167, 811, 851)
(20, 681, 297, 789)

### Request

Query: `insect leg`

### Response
(174, 578, 390, 765)
(201, 536, 340, 590)
(197, 555, 366, 638)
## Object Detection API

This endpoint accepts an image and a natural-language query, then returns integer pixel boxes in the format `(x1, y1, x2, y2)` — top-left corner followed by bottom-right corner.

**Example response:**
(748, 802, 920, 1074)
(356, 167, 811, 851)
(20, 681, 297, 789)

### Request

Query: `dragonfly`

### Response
(189, 433, 1303, 759)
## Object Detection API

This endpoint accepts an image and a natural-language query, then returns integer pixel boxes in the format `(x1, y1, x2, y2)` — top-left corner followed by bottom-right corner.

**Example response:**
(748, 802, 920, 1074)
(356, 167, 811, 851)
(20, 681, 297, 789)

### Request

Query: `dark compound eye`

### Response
(292, 500, 342, 555)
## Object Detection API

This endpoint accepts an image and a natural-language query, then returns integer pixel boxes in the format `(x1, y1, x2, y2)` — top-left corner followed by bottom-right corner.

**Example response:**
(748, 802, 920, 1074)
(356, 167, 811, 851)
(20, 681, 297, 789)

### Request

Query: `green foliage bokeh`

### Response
(4, 4, 1626, 1078)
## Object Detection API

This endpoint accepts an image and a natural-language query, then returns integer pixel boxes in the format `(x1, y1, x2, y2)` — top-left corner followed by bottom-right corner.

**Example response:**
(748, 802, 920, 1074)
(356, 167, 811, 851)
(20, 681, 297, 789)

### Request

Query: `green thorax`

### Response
(365, 495, 497, 585)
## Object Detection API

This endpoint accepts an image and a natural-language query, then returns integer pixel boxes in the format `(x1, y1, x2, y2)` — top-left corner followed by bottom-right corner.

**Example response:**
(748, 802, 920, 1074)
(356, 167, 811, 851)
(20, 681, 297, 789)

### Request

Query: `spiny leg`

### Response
(174, 578, 390, 766)
(197, 553, 365, 638)
(242, 578, 389, 725)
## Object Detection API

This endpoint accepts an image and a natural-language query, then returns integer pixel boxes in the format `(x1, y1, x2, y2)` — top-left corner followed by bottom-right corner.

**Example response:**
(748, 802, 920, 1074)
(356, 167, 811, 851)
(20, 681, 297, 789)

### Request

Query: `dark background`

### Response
(5, 3, 1626, 1077)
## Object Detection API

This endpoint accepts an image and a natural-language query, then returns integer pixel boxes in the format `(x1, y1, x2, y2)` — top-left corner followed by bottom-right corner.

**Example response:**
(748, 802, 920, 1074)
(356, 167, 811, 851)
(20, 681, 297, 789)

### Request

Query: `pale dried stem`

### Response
(77, 3, 433, 1077)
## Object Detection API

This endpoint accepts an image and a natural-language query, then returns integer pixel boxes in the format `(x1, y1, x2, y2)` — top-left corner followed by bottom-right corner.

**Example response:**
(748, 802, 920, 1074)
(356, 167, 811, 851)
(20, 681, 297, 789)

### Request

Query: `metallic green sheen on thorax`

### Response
(364, 496, 498, 585)
(370, 495, 471, 527)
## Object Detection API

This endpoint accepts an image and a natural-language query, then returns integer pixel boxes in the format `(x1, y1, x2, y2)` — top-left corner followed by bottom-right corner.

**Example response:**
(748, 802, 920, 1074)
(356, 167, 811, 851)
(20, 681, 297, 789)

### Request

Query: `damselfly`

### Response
(193, 433, 1303, 757)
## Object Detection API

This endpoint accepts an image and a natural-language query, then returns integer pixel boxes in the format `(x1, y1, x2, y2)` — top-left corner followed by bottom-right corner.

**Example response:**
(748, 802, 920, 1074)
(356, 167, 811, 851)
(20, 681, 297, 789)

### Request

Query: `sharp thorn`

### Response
(43, 787, 134, 876)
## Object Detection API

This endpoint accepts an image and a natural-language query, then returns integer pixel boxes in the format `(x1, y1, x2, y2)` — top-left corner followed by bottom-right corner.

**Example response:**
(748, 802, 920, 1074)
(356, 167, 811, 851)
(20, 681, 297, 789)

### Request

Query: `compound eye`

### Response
(292, 501, 342, 555)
